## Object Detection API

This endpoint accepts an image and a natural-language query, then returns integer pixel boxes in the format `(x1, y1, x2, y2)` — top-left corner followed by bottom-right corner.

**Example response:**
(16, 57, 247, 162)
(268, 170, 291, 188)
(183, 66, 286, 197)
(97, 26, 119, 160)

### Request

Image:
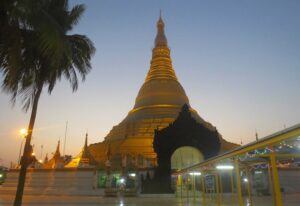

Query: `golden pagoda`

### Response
(43, 141, 65, 169)
(65, 133, 97, 168)
(89, 15, 238, 166)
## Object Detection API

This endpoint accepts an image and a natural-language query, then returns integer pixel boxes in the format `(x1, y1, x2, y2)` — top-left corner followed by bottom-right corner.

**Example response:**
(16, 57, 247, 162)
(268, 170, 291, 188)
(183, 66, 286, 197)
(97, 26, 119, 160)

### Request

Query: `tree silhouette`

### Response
(0, 1, 95, 205)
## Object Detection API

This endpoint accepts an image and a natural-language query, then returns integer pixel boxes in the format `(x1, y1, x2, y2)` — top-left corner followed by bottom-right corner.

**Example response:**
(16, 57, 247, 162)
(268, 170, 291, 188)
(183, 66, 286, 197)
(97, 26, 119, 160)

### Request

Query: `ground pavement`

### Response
(0, 194, 299, 206)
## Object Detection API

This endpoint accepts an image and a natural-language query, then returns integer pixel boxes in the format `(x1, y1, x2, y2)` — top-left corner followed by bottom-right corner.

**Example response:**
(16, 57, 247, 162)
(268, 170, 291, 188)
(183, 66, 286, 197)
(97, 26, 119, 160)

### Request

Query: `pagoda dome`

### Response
(133, 79, 190, 109)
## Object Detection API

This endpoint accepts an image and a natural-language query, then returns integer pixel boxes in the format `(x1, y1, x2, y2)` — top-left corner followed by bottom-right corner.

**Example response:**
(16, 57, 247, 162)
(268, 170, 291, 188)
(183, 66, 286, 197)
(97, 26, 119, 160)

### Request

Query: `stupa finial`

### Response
(255, 130, 258, 141)
(53, 140, 61, 159)
(143, 13, 178, 83)
(56, 140, 60, 152)
(155, 12, 168, 47)
(85, 133, 88, 148)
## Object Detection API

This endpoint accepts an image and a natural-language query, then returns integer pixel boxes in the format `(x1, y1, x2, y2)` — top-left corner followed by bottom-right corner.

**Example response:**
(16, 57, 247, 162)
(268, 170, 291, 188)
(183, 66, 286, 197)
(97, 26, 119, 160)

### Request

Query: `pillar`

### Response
(245, 168, 253, 206)
(270, 153, 283, 206)
(234, 157, 243, 206)
(201, 175, 206, 206)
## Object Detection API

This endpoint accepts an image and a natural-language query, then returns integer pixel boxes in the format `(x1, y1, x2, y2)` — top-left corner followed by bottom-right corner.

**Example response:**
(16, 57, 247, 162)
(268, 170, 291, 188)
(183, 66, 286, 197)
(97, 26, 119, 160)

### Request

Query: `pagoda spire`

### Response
(53, 140, 61, 159)
(155, 11, 168, 48)
(43, 140, 64, 169)
(81, 133, 96, 163)
(255, 130, 258, 141)
(65, 133, 97, 168)
(144, 14, 177, 82)
(80, 132, 94, 160)
(85, 133, 88, 148)
(81, 133, 90, 159)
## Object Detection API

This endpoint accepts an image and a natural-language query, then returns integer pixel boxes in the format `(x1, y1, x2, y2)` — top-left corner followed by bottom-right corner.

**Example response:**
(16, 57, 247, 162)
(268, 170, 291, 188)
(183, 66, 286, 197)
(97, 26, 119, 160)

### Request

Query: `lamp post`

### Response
(18, 129, 28, 166)
(40, 145, 43, 162)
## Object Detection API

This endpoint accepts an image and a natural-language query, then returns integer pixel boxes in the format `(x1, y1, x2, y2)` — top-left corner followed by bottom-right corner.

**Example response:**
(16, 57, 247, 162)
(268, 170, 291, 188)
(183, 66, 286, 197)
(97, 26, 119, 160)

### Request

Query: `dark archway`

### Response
(151, 104, 221, 192)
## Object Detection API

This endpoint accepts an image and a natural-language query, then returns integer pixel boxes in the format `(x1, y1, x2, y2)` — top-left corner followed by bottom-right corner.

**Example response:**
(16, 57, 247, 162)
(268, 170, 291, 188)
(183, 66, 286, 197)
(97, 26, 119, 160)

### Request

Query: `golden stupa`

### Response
(44, 141, 65, 169)
(89, 15, 238, 167)
(65, 134, 97, 168)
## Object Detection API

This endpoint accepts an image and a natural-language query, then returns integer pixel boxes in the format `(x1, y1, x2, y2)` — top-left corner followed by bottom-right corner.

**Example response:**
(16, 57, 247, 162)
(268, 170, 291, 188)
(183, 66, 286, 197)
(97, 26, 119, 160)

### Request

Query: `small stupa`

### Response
(65, 133, 97, 168)
(43, 140, 65, 169)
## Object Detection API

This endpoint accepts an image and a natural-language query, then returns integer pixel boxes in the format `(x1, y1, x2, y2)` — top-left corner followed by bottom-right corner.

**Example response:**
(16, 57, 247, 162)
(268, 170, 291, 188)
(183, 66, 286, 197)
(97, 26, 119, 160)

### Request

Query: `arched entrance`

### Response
(148, 105, 220, 192)
(171, 146, 204, 171)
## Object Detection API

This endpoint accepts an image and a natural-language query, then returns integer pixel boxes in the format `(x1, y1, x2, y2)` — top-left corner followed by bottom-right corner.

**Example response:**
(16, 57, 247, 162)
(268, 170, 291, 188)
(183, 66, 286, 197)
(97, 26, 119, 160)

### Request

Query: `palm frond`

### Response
(0, 0, 95, 111)
(68, 4, 85, 28)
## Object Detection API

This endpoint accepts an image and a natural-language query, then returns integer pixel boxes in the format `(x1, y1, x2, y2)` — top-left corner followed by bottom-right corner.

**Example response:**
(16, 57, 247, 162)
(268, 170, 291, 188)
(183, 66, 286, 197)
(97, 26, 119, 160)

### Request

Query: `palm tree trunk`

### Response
(14, 85, 43, 206)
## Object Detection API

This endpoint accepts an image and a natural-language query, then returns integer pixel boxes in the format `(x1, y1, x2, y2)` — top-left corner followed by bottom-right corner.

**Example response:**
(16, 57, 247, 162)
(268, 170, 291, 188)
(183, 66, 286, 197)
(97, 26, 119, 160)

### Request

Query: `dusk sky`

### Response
(1, 0, 300, 167)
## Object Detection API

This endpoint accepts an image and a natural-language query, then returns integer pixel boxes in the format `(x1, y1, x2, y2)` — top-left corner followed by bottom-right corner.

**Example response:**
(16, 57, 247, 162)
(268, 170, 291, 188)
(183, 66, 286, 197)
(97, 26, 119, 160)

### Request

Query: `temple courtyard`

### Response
(0, 194, 299, 206)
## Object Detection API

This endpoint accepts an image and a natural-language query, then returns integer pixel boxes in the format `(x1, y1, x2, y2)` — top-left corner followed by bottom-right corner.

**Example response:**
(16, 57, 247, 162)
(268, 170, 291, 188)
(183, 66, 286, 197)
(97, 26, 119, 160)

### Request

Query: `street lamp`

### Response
(20, 129, 28, 136)
(18, 129, 27, 166)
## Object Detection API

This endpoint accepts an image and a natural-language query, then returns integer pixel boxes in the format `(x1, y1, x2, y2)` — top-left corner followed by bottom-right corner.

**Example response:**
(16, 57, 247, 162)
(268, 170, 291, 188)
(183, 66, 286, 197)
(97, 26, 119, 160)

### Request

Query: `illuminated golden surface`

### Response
(44, 141, 64, 169)
(89, 16, 238, 165)
(65, 134, 96, 168)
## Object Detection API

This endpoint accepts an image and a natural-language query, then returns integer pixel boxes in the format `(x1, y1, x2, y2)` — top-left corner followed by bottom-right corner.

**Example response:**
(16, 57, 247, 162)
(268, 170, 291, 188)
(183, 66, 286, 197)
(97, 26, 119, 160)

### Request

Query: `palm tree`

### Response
(0, 1, 95, 205)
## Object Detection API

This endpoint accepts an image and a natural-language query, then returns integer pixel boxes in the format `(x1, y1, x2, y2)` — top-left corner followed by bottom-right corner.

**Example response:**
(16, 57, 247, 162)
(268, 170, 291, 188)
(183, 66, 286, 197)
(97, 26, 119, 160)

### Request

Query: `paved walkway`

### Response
(0, 194, 299, 206)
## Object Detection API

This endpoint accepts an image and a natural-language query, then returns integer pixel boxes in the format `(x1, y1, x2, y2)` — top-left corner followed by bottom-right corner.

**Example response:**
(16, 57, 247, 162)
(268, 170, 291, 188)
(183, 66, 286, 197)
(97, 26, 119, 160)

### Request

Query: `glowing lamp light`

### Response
(31, 152, 35, 156)
(0, 174, 3, 178)
(38, 159, 43, 163)
(129, 173, 136, 177)
(120, 178, 125, 184)
(216, 165, 234, 170)
(243, 178, 248, 182)
(19, 128, 28, 136)
(189, 172, 201, 176)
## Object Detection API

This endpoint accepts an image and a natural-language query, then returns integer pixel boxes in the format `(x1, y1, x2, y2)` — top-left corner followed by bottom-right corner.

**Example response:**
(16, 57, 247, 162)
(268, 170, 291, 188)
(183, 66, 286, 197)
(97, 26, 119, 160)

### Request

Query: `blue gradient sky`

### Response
(1, 0, 300, 166)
